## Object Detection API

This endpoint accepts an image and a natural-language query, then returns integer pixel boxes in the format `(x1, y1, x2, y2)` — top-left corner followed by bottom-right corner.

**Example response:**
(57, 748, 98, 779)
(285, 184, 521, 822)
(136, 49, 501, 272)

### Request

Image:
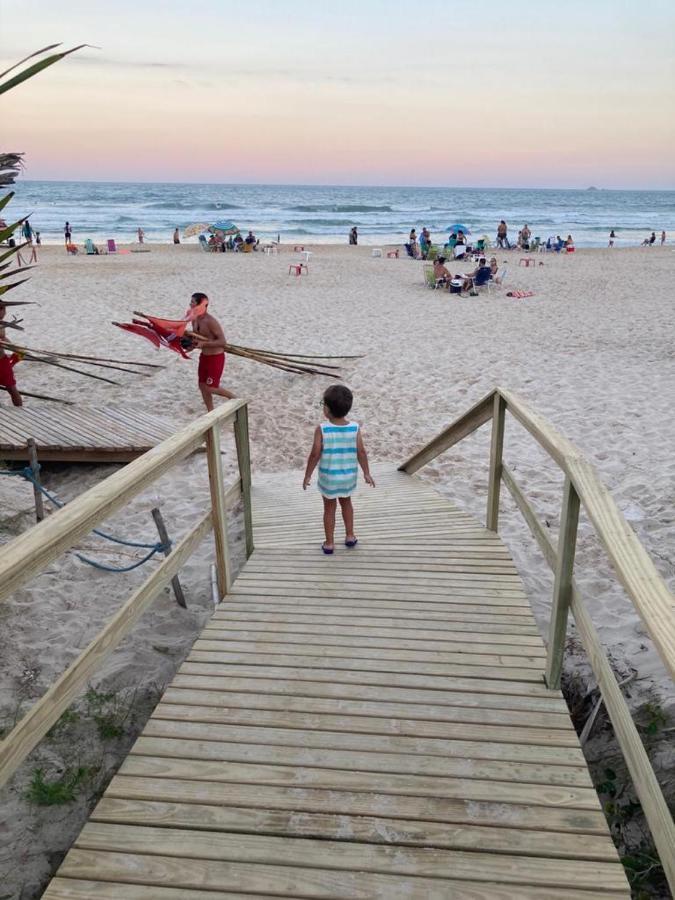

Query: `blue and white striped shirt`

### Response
(317, 422, 359, 498)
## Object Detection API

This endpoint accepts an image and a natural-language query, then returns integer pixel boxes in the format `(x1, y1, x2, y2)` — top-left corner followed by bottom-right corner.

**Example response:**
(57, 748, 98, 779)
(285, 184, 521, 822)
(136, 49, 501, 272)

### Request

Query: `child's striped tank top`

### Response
(317, 421, 359, 498)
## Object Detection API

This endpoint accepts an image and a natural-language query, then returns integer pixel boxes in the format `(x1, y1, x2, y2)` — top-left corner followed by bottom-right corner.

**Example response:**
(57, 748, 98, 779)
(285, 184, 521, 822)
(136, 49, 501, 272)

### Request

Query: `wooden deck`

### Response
(0, 406, 174, 462)
(43, 468, 629, 899)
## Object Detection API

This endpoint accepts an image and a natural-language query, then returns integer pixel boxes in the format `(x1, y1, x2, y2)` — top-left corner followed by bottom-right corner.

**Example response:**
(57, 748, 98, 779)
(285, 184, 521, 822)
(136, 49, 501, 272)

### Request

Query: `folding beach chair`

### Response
(107, 239, 117, 253)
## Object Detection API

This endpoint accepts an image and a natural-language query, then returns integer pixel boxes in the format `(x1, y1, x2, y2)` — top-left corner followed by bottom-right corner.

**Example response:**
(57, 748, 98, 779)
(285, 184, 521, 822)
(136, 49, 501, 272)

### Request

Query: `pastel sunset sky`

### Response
(3, 0, 674, 188)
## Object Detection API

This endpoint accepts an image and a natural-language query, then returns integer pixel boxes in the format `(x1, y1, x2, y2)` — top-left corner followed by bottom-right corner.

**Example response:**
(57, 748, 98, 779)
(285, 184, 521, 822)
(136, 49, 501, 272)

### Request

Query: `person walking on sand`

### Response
(173, 227, 180, 245)
(303, 384, 375, 555)
(186, 291, 236, 411)
(64, 221, 72, 246)
(0, 302, 23, 406)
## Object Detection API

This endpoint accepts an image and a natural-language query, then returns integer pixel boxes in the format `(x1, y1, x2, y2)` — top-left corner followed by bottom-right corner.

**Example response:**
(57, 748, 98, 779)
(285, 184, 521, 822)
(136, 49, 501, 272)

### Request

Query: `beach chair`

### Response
(84, 239, 99, 255)
(453, 244, 467, 259)
(423, 266, 444, 289)
(107, 239, 117, 253)
(199, 235, 210, 252)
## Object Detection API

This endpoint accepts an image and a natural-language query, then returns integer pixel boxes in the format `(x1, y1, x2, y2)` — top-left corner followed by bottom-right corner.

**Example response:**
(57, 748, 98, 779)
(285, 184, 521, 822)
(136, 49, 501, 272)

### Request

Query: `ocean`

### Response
(8, 181, 674, 248)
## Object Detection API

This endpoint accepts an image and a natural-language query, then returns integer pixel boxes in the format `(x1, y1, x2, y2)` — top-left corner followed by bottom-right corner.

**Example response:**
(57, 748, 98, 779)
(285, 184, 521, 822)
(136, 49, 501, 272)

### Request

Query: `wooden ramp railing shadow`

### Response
(1, 390, 672, 897)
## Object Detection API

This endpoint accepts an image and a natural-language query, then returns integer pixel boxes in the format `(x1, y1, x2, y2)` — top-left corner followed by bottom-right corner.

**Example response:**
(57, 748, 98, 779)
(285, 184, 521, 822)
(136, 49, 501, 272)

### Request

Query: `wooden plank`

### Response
(105, 774, 608, 834)
(129, 734, 591, 788)
(53, 850, 630, 899)
(45, 880, 277, 900)
(228, 584, 531, 605)
(0, 512, 213, 790)
(170, 673, 566, 707)
(546, 477, 580, 688)
(142, 718, 586, 766)
(90, 796, 616, 860)
(233, 405, 254, 557)
(162, 687, 573, 729)
(73, 823, 628, 890)
(182, 657, 544, 684)
(151, 701, 580, 746)
(486, 392, 506, 530)
(219, 593, 535, 615)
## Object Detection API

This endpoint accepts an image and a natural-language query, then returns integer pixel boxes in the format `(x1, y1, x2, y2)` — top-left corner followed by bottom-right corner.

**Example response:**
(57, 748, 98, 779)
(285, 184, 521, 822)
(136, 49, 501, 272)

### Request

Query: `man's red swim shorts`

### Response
(0, 356, 16, 388)
(198, 352, 225, 388)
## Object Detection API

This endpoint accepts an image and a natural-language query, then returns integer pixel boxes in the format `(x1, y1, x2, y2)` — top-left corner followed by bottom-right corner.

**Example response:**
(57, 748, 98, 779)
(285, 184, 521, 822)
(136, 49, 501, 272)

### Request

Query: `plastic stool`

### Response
(386, 250, 399, 258)
(294, 245, 305, 252)
(301, 250, 312, 262)
(371, 248, 383, 258)
(288, 263, 309, 276)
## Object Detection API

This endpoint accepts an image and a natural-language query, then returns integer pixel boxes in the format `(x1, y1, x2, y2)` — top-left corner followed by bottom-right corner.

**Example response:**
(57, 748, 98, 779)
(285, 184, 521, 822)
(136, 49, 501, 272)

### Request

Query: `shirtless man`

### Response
(0, 302, 23, 406)
(187, 292, 235, 411)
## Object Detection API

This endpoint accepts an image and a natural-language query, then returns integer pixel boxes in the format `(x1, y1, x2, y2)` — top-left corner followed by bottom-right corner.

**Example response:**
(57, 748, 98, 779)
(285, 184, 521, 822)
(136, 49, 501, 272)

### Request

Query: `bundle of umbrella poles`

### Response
(113, 311, 356, 378)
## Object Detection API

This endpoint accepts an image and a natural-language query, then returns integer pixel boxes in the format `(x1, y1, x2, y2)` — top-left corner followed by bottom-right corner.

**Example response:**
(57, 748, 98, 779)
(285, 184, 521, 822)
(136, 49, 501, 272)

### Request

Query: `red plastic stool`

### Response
(288, 263, 308, 276)
(386, 250, 399, 258)
(293, 245, 305, 252)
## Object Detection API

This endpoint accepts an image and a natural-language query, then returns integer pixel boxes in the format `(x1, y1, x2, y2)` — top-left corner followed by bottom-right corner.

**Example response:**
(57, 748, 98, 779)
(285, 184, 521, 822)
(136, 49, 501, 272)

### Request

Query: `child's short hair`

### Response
(323, 384, 353, 418)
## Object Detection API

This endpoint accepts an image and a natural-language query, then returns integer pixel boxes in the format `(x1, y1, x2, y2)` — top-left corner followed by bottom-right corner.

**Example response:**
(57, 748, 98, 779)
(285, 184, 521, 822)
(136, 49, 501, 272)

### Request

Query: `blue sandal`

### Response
(322, 543, 334, 555)
(345, 538, 358, 548)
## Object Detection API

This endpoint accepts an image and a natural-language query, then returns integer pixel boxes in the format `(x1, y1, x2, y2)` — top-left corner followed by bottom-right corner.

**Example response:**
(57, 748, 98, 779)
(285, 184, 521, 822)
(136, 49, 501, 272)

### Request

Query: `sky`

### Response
(2, 0, 674, 188)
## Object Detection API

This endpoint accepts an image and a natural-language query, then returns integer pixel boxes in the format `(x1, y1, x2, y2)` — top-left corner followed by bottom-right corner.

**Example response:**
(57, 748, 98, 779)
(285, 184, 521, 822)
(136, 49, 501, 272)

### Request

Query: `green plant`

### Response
(640, 701, 667, 737)
(46, 707, 80, 738)
(85, 686, 135, 740)
(26, 766, 90, 805)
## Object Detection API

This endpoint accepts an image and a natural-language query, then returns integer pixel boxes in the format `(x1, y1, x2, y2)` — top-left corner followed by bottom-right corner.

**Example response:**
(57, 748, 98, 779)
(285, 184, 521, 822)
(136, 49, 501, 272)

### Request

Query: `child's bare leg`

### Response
(339, 496, 355, 541)
(322, 498, 337, 549)
(8, 386, 22, 407)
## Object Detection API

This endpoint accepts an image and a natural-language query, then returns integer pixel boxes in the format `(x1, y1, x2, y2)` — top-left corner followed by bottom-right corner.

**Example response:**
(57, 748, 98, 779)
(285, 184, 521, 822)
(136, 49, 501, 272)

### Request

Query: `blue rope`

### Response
(0, 466, 168, 573)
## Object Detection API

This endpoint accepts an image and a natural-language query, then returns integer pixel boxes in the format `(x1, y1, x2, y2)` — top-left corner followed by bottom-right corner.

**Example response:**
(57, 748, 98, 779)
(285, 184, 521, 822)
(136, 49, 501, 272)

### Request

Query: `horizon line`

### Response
(13, 178, 675, 193)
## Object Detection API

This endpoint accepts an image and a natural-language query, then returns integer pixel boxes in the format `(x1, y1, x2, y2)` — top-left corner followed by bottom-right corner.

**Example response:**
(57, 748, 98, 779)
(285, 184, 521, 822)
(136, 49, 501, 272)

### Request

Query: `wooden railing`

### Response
(0, 399, 253, 791)
(400, 388, 675, 892)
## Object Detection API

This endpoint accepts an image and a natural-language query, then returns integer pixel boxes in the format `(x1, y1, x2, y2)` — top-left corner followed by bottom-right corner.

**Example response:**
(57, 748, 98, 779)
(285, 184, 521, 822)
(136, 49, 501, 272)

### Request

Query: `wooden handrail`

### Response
(399, 390, 495, 474)
(0, 401, 253, 791)
(399, 390, 675, 893)
(0, 399, 246, 603)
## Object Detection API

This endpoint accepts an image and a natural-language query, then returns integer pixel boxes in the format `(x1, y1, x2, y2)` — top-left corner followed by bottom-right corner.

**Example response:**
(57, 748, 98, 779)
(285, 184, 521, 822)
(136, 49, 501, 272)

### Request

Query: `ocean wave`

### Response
(286, 204, 394, 213)
(142, 201, 242, 211)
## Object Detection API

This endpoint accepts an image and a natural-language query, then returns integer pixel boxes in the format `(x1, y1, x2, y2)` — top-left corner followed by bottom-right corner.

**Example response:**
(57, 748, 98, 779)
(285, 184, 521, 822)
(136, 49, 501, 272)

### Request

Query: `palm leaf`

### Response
(0, 191, 16, 212)
(0, 278, 30, 295)
(0, 45, 89, 95)
(0, 219, 26, 243)
(0, 44, 62, 79)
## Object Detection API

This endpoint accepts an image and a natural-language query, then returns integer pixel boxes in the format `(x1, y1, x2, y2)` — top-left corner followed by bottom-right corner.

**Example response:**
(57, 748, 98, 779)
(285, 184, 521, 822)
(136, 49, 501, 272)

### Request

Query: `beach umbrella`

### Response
(183, 222, 210, 237)
(209, 220, 239, 235)
(446, 223, 471, 234)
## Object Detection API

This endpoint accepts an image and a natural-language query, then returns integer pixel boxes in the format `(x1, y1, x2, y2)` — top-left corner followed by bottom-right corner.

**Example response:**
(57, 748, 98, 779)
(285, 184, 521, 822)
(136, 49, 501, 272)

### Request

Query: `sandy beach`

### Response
(1, 242, 674, 896)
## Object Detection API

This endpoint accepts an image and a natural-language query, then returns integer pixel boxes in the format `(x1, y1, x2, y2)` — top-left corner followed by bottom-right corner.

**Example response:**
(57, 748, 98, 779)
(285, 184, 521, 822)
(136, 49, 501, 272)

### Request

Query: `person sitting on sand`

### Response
(565, 234, 574, 247)
(459, 258, 491, 294)
(433, 256, 453, 286)
(0, 302, 22, 406)
(245, 230, 259, 249)
(186, 292, 236, 411)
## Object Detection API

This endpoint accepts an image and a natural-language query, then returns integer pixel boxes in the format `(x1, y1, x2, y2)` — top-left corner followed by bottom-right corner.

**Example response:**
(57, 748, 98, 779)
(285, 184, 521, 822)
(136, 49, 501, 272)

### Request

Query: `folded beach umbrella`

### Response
(447, 223, 471, 234)
(209, 220, 239, 235)
(183, 222, 210, 237)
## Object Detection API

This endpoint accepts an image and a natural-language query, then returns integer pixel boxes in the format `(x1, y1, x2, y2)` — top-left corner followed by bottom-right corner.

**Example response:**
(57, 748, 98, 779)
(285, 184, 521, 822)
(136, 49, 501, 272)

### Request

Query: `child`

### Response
(303, 384, 375, 554)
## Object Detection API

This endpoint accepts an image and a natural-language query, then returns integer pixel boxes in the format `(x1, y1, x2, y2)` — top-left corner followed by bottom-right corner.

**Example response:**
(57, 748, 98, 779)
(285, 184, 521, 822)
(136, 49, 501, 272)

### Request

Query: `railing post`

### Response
(486, 394, 505, 531)
(546, 476, 580, 688)
(234, 404, 254, 558)
(205, 423, 231, 599)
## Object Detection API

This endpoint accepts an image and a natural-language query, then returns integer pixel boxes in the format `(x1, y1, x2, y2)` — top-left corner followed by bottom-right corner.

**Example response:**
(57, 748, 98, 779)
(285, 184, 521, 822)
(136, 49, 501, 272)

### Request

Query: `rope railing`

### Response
(399, 387, 675, 892)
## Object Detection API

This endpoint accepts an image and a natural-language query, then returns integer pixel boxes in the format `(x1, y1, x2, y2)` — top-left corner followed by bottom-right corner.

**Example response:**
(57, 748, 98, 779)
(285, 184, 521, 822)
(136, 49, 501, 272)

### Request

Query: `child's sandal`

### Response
(345, 538, 358, 548)
(321, 543, 334, 555)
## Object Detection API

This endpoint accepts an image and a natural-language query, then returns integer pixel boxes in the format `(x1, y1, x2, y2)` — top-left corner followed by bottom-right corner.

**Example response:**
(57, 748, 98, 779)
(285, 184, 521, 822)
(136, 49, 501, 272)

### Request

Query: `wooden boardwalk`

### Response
(0, 406, 173, 462)
(44, 468, 629, 899)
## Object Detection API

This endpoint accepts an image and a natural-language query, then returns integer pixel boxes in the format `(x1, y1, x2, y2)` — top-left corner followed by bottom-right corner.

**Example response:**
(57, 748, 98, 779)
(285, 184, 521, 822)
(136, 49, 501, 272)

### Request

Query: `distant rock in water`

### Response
(586, 186, 599, 191)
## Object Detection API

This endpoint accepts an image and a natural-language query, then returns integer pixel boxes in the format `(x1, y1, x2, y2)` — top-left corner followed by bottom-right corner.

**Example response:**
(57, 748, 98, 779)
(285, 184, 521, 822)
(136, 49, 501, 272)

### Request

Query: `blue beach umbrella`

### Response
(209, 220, 240, 235)
(446, 223, 471, 235)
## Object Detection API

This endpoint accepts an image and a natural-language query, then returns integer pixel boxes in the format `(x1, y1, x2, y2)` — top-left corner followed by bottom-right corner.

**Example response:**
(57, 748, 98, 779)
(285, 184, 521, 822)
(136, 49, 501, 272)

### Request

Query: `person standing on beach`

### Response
(608, 229, 616, 247)
(303, 383, 375, 554)
(0, 302, 23, 406)
(173, 227, 180, 245)
(496, 220, 509, 248)
(137, 227, 145, 244)
(64, 221, 72, 246)
(661, 230, 666, 245)
(349, 226, 358, 245)
(187, 292, 236, 411)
